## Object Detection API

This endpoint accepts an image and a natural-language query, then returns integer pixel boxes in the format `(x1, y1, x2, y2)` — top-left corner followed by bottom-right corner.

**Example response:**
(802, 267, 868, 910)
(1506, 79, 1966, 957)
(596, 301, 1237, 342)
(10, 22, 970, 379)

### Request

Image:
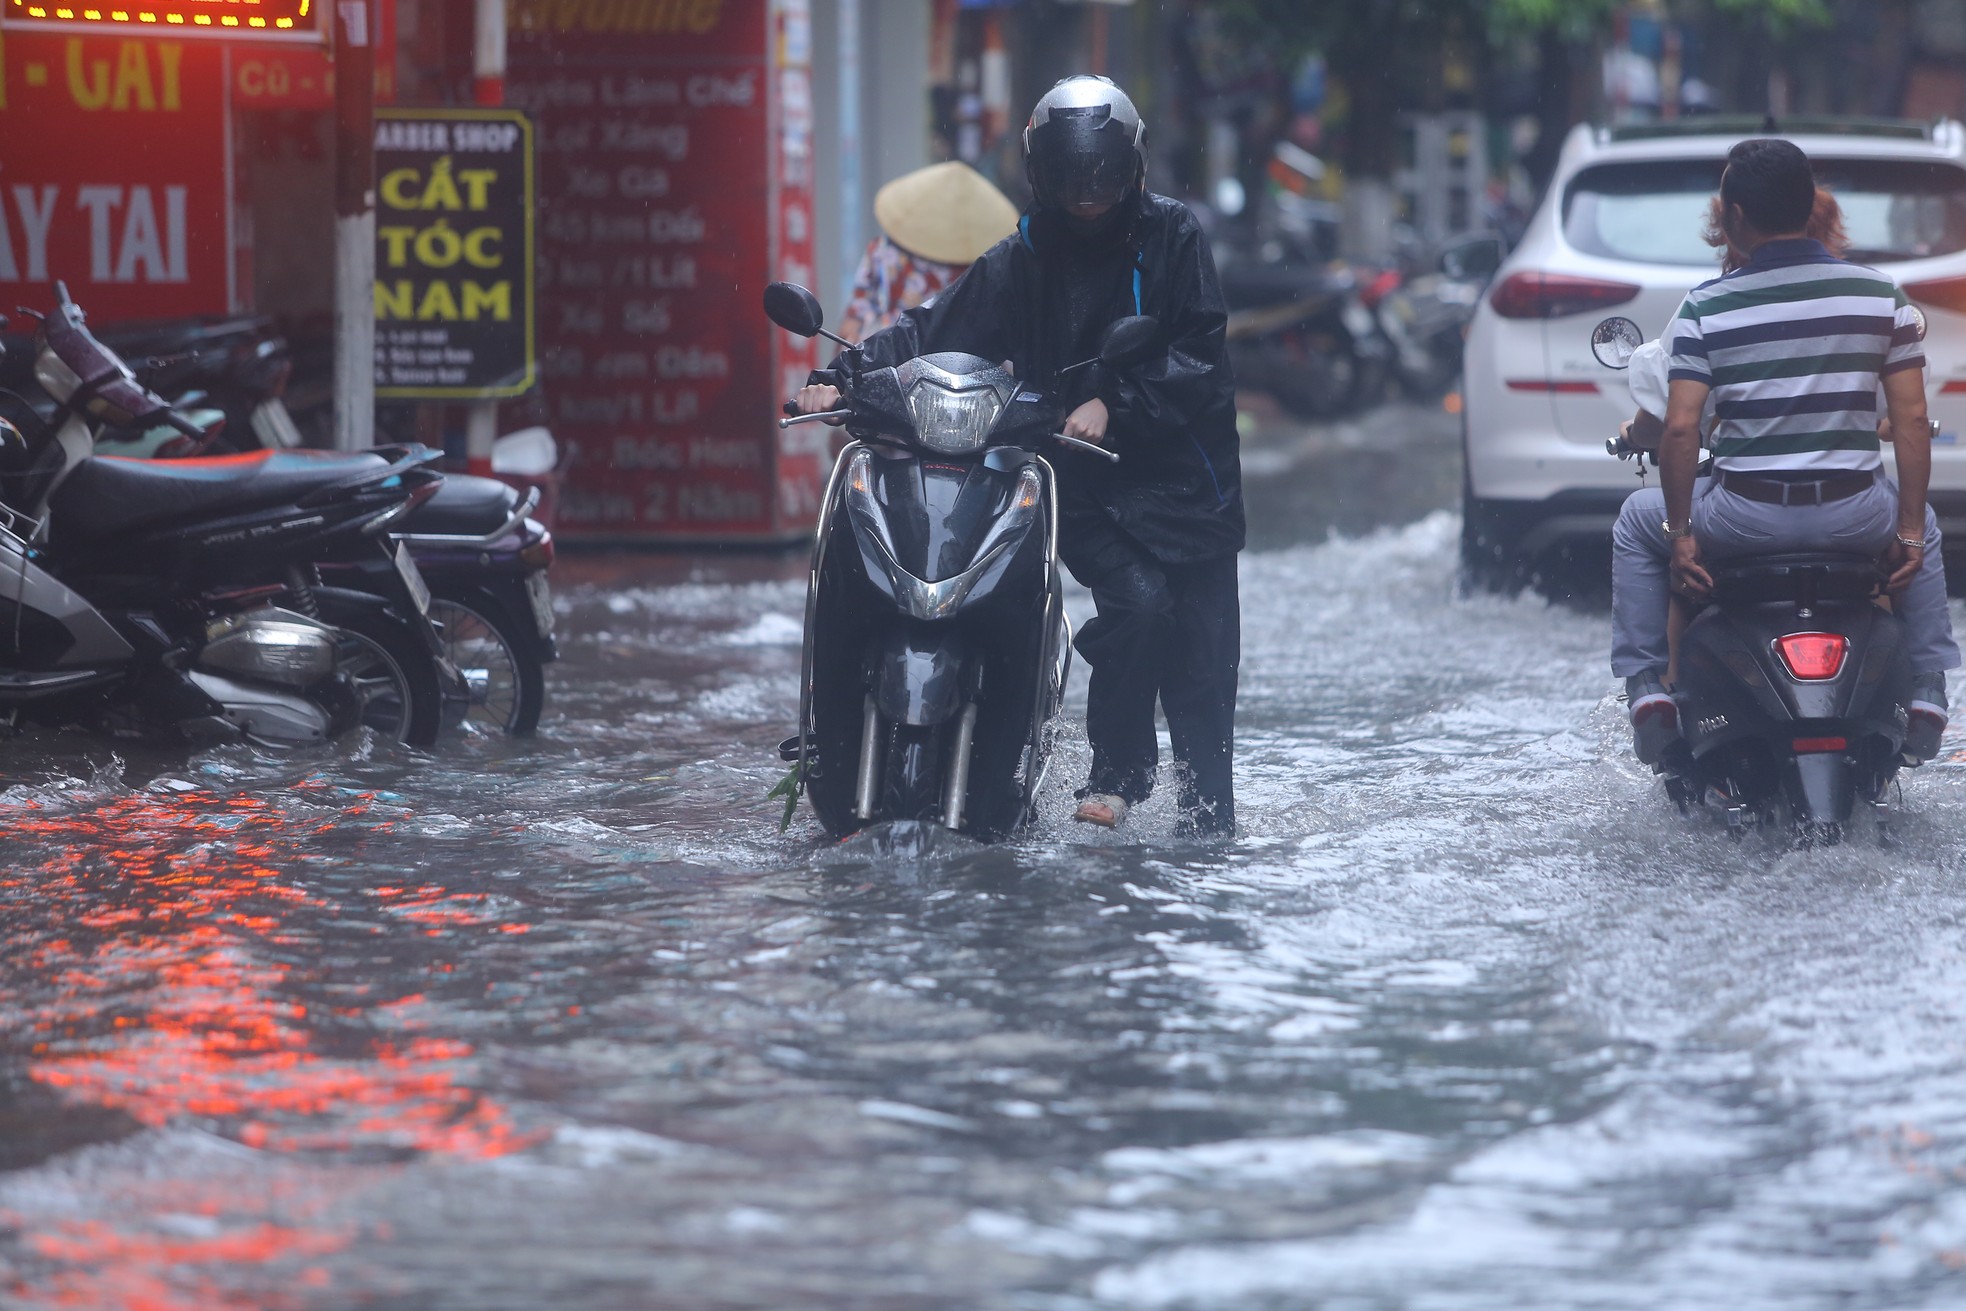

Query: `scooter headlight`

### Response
(903, 378, 1005, 455)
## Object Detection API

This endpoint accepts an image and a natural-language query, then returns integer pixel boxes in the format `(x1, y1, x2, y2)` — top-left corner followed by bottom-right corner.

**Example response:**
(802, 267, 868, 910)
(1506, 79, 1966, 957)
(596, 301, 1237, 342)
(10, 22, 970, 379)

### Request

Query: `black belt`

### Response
(1716, 469, 1874, 506)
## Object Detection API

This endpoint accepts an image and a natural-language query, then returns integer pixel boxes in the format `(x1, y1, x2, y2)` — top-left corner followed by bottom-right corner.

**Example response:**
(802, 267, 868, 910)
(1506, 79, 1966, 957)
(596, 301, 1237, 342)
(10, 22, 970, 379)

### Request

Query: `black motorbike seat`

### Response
(50, 449, 388, 543)
(1708, 551, 1882, 605)
(402, 473, 518, 536)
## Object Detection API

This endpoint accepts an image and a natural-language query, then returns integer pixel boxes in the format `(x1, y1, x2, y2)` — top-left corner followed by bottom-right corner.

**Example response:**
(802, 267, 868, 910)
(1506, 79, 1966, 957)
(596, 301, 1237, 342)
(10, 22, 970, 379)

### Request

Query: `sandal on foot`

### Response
(1073, 793, 1129, 827)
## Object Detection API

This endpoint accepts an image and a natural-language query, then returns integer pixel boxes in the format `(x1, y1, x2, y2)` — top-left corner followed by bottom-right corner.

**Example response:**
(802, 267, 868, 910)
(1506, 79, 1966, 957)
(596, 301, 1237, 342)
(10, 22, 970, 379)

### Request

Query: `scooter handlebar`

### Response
(162, 409, 208, 439)
(779, 409, 853, 429)
(1051, 432, 1120, 462)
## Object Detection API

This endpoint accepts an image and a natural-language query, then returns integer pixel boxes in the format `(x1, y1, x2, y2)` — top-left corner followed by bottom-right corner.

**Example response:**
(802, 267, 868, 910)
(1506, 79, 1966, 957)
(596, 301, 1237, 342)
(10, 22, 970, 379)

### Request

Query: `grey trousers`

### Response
(1610, 472, 1961, 678)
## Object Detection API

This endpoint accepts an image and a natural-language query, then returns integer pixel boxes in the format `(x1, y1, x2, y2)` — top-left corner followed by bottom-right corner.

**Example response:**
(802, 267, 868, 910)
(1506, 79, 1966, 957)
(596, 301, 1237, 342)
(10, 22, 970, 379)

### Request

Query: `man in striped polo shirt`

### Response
(1610, 137, 1958, 764)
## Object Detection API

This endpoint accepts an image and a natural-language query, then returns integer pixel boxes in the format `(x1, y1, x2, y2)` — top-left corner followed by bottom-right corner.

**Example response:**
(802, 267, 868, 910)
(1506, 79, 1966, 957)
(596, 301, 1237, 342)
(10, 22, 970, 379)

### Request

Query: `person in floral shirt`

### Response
(837, 161, 1019, 342)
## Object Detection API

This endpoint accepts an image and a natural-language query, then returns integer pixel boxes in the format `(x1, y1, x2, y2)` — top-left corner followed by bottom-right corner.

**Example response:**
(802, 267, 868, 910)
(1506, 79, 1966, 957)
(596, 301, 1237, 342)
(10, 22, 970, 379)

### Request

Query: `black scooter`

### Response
(764, 282, 1157, 840)
(1594, 314, 1925, 844)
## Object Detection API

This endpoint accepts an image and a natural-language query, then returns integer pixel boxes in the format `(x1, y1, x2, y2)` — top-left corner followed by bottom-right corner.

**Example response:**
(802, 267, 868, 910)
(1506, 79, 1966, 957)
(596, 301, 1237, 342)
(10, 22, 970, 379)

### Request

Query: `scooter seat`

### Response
(50, 449, 388, 544)
(1709, 551, 1882, 605)
(401, 473, 519, 537)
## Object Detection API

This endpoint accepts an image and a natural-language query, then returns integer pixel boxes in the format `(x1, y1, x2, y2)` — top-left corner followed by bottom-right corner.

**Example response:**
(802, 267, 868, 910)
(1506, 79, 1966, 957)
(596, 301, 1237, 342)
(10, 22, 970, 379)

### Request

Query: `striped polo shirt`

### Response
(1667, 237, 1925, 472)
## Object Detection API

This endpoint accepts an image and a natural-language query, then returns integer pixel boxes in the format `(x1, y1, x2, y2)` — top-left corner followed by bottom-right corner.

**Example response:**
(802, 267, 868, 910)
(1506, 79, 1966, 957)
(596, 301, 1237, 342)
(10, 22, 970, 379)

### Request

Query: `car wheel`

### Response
(1457, 464, 1526, 597)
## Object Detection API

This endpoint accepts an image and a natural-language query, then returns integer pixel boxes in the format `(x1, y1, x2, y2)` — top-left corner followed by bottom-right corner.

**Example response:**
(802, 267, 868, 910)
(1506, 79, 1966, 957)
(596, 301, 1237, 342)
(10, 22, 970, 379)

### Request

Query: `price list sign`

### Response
(507, 0, 820, 542)
(371, 108, 536, 398)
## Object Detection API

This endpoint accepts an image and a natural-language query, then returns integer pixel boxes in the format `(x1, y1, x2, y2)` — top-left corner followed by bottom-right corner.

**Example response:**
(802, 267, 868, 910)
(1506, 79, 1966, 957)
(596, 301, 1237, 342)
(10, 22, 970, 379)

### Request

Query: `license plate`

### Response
(393, 541, 432, 615)
(250, 398, 305, 449)
(525, 571, 554, 637)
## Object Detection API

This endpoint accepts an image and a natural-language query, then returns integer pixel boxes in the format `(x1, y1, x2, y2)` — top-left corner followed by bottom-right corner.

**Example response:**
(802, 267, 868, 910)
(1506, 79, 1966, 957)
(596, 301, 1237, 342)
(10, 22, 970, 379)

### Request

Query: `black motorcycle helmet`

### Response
(1022, 75, 1146, 213)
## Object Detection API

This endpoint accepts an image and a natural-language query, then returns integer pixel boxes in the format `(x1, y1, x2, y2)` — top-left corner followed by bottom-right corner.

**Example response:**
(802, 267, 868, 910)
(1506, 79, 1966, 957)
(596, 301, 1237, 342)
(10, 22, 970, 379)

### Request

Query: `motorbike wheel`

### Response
(328, 609, 444, 747)
(1274, 332, 1355, 419)
(428, 587, 545, 736)
(881, 724, 943, 822)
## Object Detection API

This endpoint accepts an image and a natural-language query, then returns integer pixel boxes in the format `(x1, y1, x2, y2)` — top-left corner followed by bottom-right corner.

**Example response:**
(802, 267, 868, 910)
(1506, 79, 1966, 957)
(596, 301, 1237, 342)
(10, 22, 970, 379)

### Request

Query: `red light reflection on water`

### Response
(1, 786, 543, 1305)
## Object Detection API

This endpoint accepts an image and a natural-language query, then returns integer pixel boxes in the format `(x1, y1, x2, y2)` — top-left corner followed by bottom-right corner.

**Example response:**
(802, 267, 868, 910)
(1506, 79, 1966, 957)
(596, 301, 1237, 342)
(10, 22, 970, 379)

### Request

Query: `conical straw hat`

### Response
(874, 161, 1020, 266)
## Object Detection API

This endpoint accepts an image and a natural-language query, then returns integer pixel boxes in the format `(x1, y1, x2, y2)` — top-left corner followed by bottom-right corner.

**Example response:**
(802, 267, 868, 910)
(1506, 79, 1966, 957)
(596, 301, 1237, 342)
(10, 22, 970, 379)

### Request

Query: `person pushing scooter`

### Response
(794, 76, 1244, 836)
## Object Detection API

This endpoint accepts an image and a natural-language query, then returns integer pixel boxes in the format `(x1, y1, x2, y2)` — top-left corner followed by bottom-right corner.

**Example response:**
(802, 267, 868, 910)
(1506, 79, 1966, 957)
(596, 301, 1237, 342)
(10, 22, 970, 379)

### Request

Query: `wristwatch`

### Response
(1662, 520, 1694, 540)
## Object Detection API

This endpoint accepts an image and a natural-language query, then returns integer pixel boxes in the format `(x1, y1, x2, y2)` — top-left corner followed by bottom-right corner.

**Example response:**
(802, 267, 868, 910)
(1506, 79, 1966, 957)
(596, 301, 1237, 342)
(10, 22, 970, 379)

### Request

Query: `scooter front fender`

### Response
(872, 629, 971, 727)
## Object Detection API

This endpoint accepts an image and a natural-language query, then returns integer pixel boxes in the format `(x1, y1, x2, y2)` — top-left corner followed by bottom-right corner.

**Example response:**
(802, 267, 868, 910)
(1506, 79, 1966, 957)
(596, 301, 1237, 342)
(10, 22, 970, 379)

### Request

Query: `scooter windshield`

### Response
(895, 354, 1015, 456)
(39, 287, 168, 427)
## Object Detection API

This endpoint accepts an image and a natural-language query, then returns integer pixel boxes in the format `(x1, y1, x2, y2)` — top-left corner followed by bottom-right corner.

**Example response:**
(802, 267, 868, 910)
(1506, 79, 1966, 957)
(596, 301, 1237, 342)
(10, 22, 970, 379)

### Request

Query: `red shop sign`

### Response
(505, 0, 823, 543)
(229, 0, 395, 110)
(0, 30, 232, 321)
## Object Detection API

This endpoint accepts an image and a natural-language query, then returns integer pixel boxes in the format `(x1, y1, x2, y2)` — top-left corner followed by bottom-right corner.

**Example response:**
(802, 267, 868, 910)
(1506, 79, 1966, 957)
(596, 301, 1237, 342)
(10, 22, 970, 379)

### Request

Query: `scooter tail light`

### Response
(1904, 276, 1966, 315)
(1774, 632, 1848, 681)
(1359, 269, 1402, 309)
(1489, 271, 1641, 320)
(1792, 736, 1848, 754)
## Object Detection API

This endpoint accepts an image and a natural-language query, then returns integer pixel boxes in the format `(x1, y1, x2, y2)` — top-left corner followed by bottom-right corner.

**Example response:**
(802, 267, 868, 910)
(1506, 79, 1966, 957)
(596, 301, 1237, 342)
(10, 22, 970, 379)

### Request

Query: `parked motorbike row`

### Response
(0, 283, 556, 752)
(1215, 224, 1501, 420)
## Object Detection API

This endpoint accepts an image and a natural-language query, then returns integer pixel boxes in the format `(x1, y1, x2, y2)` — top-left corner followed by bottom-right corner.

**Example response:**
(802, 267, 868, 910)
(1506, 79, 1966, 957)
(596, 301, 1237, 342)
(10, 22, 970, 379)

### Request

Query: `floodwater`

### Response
(6, 402, 1966, 1310)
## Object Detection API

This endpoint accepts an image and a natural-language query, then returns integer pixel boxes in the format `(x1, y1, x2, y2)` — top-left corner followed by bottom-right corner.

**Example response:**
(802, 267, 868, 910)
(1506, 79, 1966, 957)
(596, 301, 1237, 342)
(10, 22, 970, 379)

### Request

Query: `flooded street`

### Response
(7, 403, 1966, 1310)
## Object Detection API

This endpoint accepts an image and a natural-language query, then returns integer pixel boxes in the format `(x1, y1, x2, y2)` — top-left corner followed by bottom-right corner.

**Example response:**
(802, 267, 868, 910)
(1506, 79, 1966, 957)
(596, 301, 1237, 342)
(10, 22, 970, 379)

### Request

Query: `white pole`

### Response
(332, 0, 377, 452)
(467, 0, 509, 472)
(837, 0, 861, 309)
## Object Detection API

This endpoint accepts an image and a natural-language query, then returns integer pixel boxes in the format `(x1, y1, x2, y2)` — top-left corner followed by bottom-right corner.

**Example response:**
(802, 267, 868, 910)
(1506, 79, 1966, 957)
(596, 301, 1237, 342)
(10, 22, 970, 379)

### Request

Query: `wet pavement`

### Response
(7, 399, 1966, 1309)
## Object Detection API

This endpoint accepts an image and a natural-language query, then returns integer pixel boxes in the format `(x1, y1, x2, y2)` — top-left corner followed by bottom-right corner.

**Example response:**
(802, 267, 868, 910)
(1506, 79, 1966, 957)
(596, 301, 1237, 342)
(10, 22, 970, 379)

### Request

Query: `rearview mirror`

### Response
(1099, 315, 1160, 370)
(763, 282, 825, 338)
(1591, 316, 1644, 370)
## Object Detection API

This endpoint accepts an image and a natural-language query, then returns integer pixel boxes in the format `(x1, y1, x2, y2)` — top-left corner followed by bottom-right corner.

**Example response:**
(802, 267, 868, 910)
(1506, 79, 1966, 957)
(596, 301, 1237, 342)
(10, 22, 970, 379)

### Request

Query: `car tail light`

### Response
(1774, 632, 1848, 681)
(1505, 380, 1598, 393)
(1489, 271, 1641, 320)
(1904, 276, 1966, 315)
(1792, 736, 1848, 754)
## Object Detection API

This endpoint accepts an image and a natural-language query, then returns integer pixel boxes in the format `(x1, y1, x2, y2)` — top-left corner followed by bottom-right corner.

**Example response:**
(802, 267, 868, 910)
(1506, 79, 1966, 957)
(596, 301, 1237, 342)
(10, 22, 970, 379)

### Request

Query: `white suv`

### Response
(1461, 116, 1966, 590)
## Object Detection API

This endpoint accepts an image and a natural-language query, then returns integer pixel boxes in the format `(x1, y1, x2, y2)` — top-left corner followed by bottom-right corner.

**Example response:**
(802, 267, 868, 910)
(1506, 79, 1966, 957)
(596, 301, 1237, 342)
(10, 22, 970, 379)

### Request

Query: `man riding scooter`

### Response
(1610, 138, 1959, 765)
(794, 75, 1244, 836)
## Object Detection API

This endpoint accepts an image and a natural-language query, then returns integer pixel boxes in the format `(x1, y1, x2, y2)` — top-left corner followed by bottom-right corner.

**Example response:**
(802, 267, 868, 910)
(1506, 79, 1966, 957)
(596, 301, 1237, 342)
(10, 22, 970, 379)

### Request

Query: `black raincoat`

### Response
(822, 191, 1244, 565)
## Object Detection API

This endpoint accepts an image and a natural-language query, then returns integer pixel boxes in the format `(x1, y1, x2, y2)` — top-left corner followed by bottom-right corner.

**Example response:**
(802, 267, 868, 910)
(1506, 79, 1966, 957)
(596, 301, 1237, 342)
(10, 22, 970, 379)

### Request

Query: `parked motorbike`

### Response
(1368, 231, 1502, 400)
(37, 319, 560, 736)
(1219, 247, 1389, 420)
(1593, 314, 1925, 845)
(0, 283, 460, 747)
(763, 281, 1157, 839)
(318, 475, 556, 735)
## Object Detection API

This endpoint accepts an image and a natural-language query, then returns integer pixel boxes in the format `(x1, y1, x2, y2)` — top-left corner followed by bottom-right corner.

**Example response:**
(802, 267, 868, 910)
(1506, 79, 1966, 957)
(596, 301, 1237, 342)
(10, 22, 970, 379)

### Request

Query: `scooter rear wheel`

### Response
(428, 587, 545, 735)
(327, 609, 444, 747)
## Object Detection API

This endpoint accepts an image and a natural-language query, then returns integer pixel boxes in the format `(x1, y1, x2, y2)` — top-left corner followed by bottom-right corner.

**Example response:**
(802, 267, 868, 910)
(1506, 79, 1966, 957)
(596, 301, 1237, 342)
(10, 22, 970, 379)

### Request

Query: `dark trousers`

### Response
(1067, 533, 1241, 834)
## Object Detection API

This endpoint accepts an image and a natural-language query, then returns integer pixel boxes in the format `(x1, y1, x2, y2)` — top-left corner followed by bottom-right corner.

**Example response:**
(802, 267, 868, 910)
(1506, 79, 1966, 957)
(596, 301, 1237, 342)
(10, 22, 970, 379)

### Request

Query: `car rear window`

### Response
(1562, 157, 1966, 265)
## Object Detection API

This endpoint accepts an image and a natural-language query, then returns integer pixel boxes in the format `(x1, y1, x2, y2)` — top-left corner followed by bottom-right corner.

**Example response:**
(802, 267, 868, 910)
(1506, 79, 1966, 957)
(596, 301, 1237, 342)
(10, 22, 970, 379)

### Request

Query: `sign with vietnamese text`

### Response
(228, 0, 393, 108)
(4, 0, 323, 43)
(372, 108, 535, 399)
(0, 31, 231, 322)
(506, 0, 824, 541)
